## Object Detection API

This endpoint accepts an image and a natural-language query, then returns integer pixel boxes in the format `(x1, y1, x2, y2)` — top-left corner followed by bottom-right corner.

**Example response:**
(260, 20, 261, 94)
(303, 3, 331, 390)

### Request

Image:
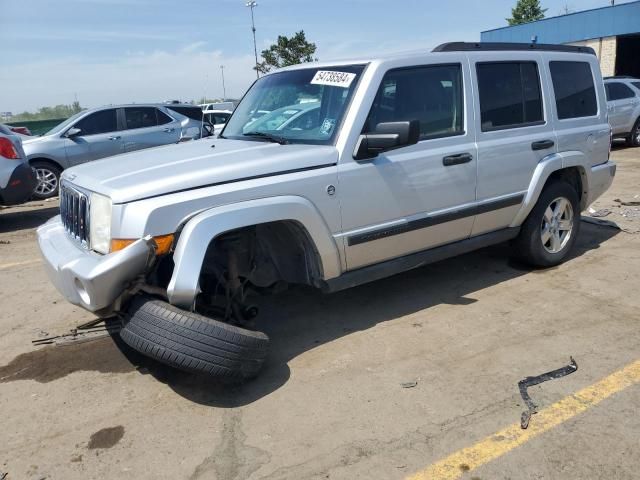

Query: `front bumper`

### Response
(586, 161, 616, 206)
(37, 216, 155, 315)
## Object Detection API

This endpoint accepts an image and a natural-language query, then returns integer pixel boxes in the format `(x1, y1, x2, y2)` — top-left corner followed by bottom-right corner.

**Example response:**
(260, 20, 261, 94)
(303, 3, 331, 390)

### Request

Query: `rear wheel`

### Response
(32, 161, 61, 200)
(514, 180, 580, 267)
(627, 118, 640, 147)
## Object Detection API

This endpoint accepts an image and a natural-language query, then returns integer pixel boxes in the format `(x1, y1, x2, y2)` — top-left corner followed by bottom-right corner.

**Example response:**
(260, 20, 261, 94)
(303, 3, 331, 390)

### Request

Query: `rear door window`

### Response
(74, 109, 118, 135)
(124, 107, 158, 129)
(476, 62, 543, 131)
(549, 61, 598, 119)
(364, 64, 464, 140)
(606, 82, 636, 101)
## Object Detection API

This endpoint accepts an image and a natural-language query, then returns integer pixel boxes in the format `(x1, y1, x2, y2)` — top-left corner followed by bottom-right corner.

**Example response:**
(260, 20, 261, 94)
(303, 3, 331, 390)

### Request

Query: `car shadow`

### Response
(116, 220, 619, 407)
(0, 206, 59, 233)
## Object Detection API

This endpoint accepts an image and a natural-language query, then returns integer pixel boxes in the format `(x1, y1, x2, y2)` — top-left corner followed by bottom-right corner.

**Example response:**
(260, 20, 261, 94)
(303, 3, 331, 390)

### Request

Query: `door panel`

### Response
(63, 109, 123, 166)
(471, 54, 554, 236)
(121, 107, 181, 152)
(338, 58, 477, 270)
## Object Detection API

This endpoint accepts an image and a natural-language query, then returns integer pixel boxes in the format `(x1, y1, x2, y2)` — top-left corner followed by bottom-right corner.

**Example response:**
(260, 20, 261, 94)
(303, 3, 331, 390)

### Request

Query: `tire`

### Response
(514, 180, 580, 268)
(32, 161, 61, 200)
(120, 295, 269, 380)
(627, 118, 640, 148)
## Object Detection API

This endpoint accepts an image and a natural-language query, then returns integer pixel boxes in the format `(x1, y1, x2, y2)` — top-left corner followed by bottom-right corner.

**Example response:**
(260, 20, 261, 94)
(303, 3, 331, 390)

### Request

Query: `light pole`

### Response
(246, 1, 259, 78)
(220, 65, 227, 100)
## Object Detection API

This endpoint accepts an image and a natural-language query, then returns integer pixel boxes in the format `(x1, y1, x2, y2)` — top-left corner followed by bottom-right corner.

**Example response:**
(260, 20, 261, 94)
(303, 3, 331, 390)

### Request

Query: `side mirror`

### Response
(354, 120, 420, 160)
(66, 127, 82, 138)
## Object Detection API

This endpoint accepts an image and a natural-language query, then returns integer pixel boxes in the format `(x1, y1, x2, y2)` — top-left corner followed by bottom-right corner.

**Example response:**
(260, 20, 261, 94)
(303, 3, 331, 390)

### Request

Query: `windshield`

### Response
(223, 65, 365, 145)
(44, 111, 87, 136)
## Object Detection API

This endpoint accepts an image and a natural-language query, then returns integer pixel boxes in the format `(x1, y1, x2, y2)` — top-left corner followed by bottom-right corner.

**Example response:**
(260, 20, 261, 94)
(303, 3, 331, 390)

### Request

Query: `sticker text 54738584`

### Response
(311, 71, 357, 88)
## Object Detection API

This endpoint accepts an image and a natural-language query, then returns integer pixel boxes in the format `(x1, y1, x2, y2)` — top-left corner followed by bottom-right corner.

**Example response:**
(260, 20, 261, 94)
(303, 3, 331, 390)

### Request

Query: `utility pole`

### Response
(246, 1, 259, 78)
(220, 65, 227, 100)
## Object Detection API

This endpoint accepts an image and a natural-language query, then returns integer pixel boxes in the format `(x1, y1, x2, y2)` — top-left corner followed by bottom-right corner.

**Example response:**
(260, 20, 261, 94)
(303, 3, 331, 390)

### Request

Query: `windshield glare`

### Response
(223, 65, 365, 145)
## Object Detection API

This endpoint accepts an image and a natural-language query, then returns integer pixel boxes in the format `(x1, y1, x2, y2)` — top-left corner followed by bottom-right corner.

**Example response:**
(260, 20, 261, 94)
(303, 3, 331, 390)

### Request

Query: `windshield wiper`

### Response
(243, 131, 289, 145)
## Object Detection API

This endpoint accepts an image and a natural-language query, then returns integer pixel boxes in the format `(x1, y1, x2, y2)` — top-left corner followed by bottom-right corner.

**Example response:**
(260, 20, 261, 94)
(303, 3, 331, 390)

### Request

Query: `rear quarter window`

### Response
(549, 61, 598, 119)
(632, 82, 640, 92)
(168, 106, 203, 121)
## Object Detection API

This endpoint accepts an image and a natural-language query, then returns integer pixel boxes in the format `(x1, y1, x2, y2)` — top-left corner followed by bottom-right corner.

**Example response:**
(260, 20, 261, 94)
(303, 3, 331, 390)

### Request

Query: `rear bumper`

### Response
(0, 163, 36, 205)
(586, 161, 616, 206)
(37, 216, 155, 315)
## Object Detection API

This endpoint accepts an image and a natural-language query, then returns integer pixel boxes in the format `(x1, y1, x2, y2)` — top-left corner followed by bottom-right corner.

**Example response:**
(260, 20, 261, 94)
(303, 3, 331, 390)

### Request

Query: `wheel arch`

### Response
(510, 152, 589, 227)
(166, 196, 342, 308)
(29, 156, 64, 172)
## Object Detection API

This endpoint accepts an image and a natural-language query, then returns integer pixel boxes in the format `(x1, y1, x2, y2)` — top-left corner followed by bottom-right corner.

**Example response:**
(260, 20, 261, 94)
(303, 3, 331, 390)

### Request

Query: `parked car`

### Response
(8, 125, 32, 136)
(22, 104, 207, 200)
(604, 76, 640, 147)
(0, 124, 37, 205)
(202, 109, 232, 135)
(38, 42, 615, 380)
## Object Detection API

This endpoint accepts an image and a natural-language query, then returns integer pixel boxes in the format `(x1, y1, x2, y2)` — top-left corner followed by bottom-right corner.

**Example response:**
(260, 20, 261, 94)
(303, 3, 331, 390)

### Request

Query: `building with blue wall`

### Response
(481, 1, 640, 77)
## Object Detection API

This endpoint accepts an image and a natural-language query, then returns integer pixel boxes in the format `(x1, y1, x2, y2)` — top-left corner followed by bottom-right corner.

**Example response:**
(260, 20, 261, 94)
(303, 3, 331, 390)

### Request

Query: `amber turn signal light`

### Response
(110, 234, 174, 255)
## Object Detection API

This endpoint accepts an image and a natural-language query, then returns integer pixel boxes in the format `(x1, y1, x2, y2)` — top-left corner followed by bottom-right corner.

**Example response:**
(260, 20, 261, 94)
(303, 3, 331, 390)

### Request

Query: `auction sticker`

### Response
(311, 70, 356, 88)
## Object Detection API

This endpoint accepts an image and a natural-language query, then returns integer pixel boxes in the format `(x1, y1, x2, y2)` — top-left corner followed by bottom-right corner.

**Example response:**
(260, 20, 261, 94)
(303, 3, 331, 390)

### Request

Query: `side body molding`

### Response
(167, 196, 341, 308)
(510, 151, 588, 227)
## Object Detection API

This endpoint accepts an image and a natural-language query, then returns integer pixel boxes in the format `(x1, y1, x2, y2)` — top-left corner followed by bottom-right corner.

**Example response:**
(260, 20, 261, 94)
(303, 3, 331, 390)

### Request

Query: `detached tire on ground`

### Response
(120, 295, 269, 380)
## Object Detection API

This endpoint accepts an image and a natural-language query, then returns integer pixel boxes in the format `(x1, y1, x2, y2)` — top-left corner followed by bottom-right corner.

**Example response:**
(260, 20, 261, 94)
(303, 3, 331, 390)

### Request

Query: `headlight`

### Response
(90, 193, 112, 254)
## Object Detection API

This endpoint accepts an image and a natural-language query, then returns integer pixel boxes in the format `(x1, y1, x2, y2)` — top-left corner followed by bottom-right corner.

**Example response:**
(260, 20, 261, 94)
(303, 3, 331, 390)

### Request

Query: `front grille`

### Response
(60, 184, 90, 246)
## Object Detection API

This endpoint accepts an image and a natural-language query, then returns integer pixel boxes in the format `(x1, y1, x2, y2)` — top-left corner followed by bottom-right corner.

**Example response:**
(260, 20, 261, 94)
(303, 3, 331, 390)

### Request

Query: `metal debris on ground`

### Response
(518, 357, 578, 429)
(401, 381, 418, 388)
(587, 208, 612, 218)
(614, 198, 640, 207)
(32, 318, 121, 347)
(0, 472, 7, 480)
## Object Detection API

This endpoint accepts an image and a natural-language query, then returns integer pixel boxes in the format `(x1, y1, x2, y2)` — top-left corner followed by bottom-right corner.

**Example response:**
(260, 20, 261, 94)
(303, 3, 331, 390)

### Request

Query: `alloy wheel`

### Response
(35, 167, 58, 196)
(541, 197, 574, 254)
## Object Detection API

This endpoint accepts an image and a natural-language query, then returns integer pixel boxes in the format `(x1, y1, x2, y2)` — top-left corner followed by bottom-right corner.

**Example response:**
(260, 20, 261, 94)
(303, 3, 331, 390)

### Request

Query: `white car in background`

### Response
(202, 110, 232, 135)
(604, 76, 640, 147)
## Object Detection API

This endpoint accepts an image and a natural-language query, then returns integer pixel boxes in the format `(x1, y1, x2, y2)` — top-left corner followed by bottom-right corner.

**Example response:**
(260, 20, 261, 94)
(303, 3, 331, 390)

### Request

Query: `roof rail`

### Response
(604, 75, 636, 80)
(433, 42, 596, 56)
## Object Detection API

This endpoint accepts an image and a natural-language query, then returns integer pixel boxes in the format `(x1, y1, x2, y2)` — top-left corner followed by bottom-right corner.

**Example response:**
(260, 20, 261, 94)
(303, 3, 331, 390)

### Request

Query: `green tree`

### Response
(507, 0, 547, 25)
(255, 30, 317, 74)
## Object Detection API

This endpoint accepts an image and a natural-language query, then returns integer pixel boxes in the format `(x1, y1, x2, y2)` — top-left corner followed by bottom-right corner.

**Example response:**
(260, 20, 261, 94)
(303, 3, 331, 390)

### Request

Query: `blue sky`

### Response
(1, 0, 635, 112)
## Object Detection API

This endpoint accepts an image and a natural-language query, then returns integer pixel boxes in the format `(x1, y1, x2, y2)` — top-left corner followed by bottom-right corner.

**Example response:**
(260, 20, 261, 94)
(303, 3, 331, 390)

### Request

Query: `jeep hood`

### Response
(62, 138, 338, 204)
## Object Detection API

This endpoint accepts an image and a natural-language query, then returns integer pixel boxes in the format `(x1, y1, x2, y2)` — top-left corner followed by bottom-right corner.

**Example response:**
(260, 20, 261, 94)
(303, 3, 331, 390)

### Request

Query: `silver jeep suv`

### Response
(38, 42, 616, 380)
(23, 104, 206, 200)
(604, 76, 640, 147)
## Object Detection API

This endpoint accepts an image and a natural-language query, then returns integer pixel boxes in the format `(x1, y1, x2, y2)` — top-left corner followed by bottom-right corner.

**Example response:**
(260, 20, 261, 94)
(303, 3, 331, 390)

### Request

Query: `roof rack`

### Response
(433, 42, 596, 56)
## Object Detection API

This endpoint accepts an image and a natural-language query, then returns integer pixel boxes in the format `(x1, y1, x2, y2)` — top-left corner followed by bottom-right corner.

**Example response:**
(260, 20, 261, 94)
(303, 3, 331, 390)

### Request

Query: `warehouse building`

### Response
(481, 1, 640, 78)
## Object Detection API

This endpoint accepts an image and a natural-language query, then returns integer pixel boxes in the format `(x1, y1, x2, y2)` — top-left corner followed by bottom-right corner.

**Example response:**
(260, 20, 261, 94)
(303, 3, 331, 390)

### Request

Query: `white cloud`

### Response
(1, 49, 258, 112)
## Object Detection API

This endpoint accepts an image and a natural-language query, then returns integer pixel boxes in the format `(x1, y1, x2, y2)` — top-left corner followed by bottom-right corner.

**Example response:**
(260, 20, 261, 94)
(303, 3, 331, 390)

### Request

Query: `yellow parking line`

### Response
(406, 359, 640, 480)
(0, 259, 41, 271)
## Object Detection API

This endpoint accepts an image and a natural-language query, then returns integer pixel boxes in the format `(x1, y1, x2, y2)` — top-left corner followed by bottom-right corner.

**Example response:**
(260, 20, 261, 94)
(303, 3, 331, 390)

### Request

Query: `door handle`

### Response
(163, 128, 175, 133)
(108, 136, 121, 141)
(531, 140, 554, 151)
(442, 153, 473, 166)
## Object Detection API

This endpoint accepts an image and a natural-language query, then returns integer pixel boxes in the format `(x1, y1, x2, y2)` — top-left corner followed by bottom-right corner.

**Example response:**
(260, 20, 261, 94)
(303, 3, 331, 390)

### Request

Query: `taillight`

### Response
(0, 137, 20, 159)
(609, 125, 613, 158)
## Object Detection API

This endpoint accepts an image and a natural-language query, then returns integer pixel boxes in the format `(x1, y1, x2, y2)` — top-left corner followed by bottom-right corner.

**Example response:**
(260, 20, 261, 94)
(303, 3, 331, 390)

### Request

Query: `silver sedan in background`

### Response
(23, 103, 207, 199)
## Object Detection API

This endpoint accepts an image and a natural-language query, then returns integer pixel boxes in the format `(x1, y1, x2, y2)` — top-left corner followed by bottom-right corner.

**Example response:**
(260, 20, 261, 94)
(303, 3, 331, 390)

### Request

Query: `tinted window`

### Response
(476, 62, 543, 131)
(550, 61, 597, 119)
(606, 82, 636, 101)
(205, 112, 230, 125)
(74, 109, 118, 135)
(632, 82, 640, 92)
(168, 106, 203, 121)
(125, 107, 157, 129)
(364, 64, 464, 139)
(156, 109, 173, 125)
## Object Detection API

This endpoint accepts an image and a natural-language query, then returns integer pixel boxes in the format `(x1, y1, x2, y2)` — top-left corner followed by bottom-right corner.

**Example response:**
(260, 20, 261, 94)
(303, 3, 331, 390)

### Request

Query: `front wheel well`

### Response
(29, 157, 64, 172)
(199, 220, 324, 294)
